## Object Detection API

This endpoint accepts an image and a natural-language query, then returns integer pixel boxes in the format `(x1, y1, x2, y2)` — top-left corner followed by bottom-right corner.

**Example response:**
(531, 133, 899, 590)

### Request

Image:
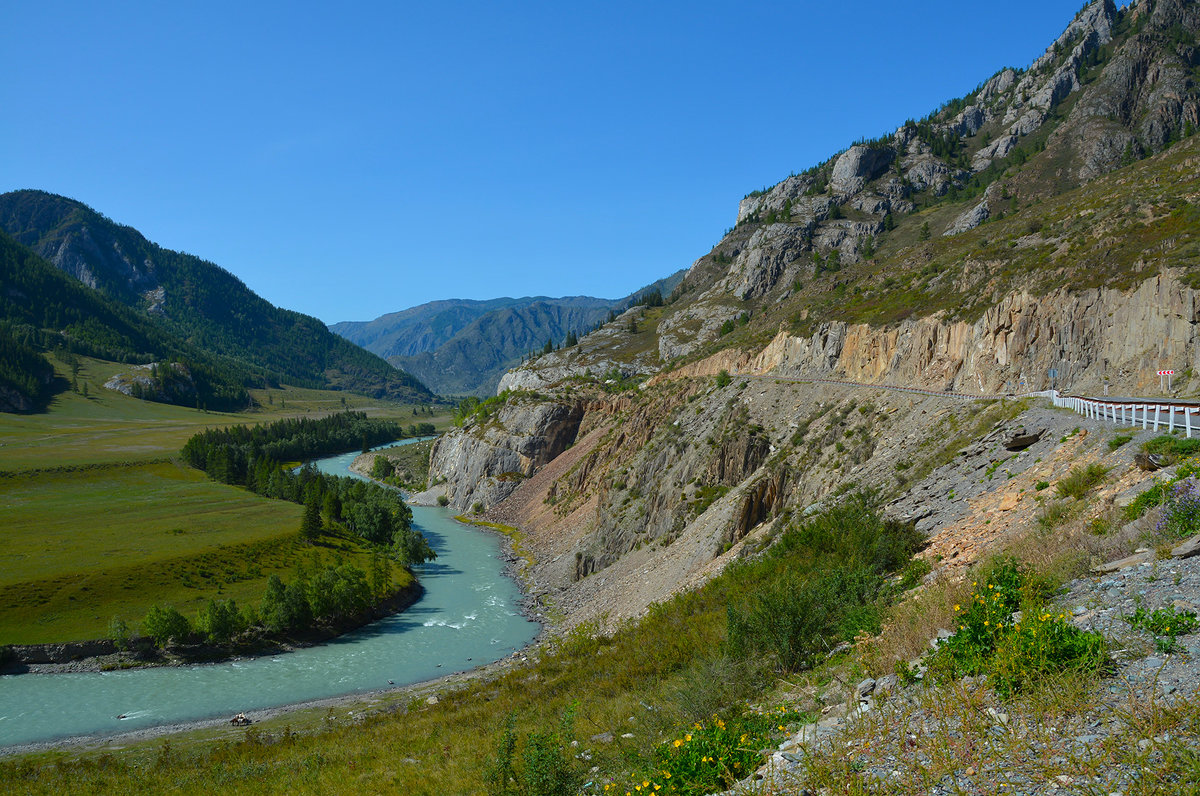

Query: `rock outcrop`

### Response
(747, 273, 1199, 395)
(426, 398, 584, 511)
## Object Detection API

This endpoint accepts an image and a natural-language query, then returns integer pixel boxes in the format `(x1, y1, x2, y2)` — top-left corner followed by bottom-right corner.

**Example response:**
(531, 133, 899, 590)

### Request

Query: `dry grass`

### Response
(750, 664, 1200, 795)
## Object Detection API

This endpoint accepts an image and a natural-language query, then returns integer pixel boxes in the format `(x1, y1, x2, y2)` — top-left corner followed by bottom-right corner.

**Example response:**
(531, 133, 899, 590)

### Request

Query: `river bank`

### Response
(0, 442, 541, 751)
(0, 580, 424, 675)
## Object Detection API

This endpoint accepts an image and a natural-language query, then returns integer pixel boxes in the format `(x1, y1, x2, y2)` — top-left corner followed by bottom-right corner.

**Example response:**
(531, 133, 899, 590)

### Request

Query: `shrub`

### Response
(370, 455, 395, 479)
(196, 598, 247, 644)
(1056, 463, 1109, 500)
(108, 617, 131, 650)
(1108, 434, 1133, 451)
(484, 706, 582, 796)
(1037, 500, 1073, 530)
(1144, 435, 1200, 458)
(726, 496, 922, 672)
(1035, 480, 1050, 491)
(437, 495, 450, 507)
(632, 708, 807, 795)
(1157, 479, 1200, 539)
(929, 559, 1106, 698)
(714, 369, 731, 388)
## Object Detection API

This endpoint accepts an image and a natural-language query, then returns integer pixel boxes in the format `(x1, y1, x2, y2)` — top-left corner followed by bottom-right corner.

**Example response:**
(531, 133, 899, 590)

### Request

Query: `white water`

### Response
(0, 442, 538, 748)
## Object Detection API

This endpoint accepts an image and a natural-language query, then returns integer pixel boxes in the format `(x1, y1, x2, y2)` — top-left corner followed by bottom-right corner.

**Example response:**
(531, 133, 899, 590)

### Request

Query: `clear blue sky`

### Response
(2, 1, 1093, 324)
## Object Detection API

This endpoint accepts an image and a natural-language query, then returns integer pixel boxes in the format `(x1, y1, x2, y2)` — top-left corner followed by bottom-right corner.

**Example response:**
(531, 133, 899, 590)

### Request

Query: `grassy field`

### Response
(0, 353, 445, 645)
(0, 354, 450, 472)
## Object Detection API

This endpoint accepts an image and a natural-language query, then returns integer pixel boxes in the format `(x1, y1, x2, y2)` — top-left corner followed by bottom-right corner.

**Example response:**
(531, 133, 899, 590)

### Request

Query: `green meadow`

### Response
(0, 354, 443, 645)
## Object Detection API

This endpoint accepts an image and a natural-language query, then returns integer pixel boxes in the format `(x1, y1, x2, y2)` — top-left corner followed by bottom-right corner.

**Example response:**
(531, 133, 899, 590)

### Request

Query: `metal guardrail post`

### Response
(1155, 404, 1161, 431)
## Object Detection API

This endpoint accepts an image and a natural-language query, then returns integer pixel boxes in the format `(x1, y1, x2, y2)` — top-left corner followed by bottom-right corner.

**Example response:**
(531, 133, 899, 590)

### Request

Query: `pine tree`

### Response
(300, 498, 323, 542)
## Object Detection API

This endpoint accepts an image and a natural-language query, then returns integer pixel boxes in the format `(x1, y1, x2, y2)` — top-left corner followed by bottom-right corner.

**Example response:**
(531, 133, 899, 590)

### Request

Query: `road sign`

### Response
(1158, 370, 1175, 376)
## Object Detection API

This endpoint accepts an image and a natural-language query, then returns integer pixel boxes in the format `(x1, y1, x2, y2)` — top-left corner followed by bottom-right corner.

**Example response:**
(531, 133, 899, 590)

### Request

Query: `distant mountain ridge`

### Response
(0, 190, 434, 404)
(332, 272, 684, 396)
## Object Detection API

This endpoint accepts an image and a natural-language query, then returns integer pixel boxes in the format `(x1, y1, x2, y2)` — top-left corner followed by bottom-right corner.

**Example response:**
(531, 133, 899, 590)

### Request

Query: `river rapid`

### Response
(0, 441, 539, 749)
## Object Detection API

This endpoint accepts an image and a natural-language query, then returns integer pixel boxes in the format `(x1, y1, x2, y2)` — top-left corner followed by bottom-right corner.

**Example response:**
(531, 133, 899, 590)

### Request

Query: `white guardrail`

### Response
(1045, 390, 1200, 438)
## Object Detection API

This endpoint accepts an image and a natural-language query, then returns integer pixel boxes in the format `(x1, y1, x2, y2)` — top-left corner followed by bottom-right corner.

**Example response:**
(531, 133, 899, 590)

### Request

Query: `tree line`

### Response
(130, 551, 403, 649)
(181, 411, 436, 562)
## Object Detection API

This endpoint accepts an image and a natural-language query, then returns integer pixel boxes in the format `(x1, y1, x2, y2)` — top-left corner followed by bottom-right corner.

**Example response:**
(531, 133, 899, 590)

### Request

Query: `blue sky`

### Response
(2, 1, 1093, 323)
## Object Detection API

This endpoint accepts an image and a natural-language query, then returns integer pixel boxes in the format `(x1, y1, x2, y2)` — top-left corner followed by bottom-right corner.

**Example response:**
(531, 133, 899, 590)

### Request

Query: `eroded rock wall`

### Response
(750, 274, 1198, 394)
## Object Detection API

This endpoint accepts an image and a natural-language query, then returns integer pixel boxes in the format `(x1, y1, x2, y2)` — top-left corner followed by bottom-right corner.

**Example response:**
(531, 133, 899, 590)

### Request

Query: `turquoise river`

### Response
(0, 441, 539, 749)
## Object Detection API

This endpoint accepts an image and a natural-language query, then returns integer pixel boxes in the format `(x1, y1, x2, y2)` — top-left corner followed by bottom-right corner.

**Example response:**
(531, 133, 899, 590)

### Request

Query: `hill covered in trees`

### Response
(0, 229, 255, 411)
(0, 190, 434, 406)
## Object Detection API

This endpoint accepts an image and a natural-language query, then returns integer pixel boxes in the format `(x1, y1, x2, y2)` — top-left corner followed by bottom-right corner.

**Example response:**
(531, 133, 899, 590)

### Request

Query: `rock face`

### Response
(427, 398, 584, 511)
(830, 146, 895, 196)
(747, 273, 1199, 395)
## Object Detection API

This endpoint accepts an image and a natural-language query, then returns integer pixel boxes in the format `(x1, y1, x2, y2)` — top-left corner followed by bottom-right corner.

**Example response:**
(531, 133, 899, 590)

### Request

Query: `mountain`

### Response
(0, 229, 263, 411)
(421, 0, 1200, 634)
(0, 190, 434, 404)
(332, 271, 685, 396)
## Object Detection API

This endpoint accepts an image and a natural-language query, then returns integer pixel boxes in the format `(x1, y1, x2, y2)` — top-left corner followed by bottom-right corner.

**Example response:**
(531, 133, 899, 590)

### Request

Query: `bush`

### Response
(437, 495, 450, 507)
(1157, 479, 1200, 539)
(633, 708, 807, 795)
(929, 559, 1107, 698)
(370, 455, 395, 479)
(108, 617, 131, 650)
(1144, 435, 1200, 458)
(1056, 463, 1109, 500)
(1125, 603, 1200, 653)
(196, 598, 247, 644)
(726, 495, 922, 672)
(1108, 434, 1133, 451)
(142, 604, 191, 648)
(714, 370, 731, 388)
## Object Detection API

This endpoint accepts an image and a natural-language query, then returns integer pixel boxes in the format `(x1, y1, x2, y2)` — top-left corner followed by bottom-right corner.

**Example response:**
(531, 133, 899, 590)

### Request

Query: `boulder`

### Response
(1003, 427, 1044, 450)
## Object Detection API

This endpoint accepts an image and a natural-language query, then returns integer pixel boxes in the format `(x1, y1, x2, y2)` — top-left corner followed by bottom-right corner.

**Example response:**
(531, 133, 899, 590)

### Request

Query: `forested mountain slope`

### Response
(0, 230, 254, 411)
(0, 190, 433, 403)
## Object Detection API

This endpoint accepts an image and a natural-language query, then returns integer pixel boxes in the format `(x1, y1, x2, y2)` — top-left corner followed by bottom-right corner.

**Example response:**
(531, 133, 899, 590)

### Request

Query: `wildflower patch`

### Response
(929, 559, 1108, 698)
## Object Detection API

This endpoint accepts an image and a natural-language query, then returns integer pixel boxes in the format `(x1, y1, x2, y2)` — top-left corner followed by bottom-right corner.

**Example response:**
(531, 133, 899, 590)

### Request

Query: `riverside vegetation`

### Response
(111, 411, 438, 655)
(6, 458, 1197, 794)
(0, 372, 449, 649)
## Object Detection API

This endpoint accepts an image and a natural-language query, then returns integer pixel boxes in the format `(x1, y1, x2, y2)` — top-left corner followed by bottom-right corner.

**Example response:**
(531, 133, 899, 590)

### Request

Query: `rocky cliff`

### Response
(745, 272, 1198, 395)
(424, 396, 584, 511)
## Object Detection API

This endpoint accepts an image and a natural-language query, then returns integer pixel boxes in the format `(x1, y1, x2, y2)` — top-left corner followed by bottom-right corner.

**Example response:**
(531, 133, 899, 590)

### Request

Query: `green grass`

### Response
(0, 459, 411, 645)
(0, 352, 441, 645)
(1055, 462, 1110, 500)
(0, 460, 313, 644)
(0, 354, 448, 472)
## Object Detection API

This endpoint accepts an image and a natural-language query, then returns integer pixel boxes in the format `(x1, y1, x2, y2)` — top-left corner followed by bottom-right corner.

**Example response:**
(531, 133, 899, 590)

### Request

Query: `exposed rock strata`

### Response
(746, 273, 1198, 395)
